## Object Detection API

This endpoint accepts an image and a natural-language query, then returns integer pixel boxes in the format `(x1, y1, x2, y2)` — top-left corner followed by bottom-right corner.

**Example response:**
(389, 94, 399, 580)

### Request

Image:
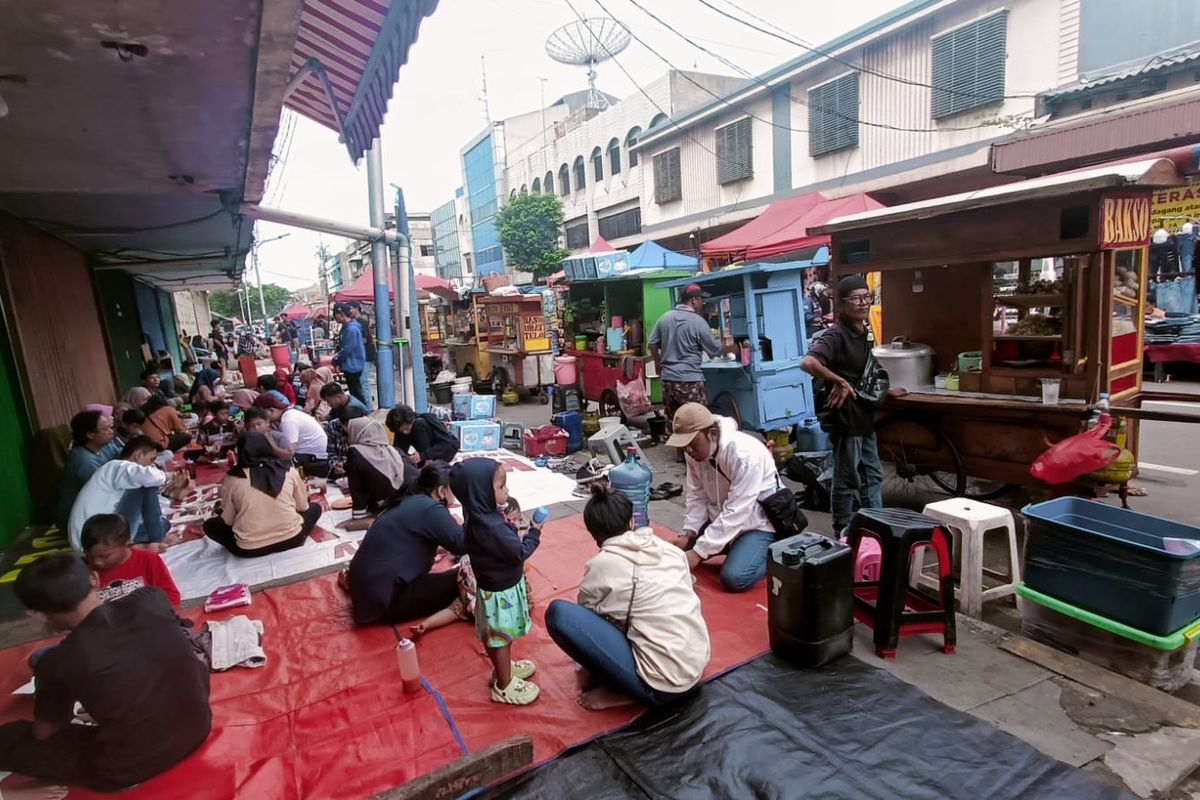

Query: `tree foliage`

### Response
(208, 283, 294, 321)
(495, 192, 570, 278)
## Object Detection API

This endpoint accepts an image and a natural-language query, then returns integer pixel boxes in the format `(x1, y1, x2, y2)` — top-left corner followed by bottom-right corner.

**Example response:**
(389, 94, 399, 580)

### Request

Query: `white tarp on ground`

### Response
(164, 450, 579, 602)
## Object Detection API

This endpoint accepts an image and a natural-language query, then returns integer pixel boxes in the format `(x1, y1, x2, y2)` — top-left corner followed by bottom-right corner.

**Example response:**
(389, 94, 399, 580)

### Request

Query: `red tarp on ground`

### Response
(701, 191, 885, 261)
(332, 266, 458, 304)
(0, 517, 769, 799)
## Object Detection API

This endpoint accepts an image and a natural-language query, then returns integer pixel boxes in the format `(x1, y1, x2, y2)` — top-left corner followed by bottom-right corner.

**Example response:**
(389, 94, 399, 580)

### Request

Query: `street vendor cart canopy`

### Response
(332, 265, 459, 303)
(701, 191, 883, 261)
(627, 240, 699, 270)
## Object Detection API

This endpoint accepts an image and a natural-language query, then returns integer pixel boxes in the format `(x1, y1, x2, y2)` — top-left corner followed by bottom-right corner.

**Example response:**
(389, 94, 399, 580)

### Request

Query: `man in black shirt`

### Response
(801, 276, 905, 533)
(0, 554, 211, 791)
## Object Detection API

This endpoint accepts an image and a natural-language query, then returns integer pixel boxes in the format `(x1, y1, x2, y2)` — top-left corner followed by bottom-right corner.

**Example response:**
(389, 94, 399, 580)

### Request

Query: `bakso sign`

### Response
(1099, 194, 1151, 249)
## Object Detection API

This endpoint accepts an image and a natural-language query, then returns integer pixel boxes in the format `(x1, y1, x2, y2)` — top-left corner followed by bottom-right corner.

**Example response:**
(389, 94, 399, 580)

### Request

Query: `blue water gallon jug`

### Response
(609, 447, 653, 527)
(793, 418, 831, 452)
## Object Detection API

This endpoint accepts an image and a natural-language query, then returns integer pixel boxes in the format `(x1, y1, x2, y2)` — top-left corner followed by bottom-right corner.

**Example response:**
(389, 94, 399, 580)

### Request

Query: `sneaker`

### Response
(490, 659, 537, 683)
(490, 676, 540, 705)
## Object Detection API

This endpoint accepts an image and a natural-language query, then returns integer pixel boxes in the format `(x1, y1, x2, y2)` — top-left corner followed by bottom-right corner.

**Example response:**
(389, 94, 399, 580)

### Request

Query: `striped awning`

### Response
(285, 0, 439, 162)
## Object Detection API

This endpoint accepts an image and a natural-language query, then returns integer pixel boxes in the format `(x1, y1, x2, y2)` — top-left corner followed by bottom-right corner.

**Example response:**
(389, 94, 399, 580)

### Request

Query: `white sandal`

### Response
(490, 676, 540, 705)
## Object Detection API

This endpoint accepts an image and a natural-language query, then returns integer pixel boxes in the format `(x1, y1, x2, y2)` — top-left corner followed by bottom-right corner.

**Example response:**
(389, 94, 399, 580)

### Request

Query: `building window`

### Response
(558, 164, 570, 196)
(573, 156, 586, 192)
(715, 117, 753, 184)
(931, 11, 1008, 119)
(509, 189, 517, 200)
(532, 177, 541, 194)
(564, 217, 590, 249)
(625, 126, 642, 167)
(420, 245, 434, 257)
(591, 147, 603, 182)
(649, 112, 669, 130)
(597, 207, 641, 240)
(607, 138, 621, 175)
(544, 172, 554, 195)
(653, 148, 682, 204)
(520, 184, 528, 195)
(808, 72, 859, 156)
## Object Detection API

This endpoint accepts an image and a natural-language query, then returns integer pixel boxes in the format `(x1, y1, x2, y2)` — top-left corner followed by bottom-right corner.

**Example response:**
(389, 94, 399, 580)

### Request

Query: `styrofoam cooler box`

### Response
(451, 420, 501, 452)
(468, 394, 496, 420)
(452, 394, 496, 421)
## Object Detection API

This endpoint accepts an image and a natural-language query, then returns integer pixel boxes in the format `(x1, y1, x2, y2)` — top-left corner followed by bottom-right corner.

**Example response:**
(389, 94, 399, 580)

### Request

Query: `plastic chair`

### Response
(847, 508, 956, 659)
(913, 499, 1020, 619)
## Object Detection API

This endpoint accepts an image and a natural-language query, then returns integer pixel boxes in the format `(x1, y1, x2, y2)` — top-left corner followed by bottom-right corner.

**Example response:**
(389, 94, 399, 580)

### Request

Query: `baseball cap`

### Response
(666, 403, 715, 448)
(681, 283, 710, 300)
(252, 394, 288, 411)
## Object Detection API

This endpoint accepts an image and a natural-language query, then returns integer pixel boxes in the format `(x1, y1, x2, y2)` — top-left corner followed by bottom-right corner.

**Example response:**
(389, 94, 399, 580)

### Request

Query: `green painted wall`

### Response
(0, 317, 32, 546)
(94, 271, 147, 393)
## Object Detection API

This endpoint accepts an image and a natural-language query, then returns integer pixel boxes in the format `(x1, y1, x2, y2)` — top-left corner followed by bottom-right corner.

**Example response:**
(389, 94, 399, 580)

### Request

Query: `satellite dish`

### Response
(546, 18, 631, 111)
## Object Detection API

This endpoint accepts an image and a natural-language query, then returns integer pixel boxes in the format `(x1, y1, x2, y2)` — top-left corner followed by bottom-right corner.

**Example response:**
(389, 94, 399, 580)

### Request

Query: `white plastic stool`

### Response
(910, 499, 1021, 619)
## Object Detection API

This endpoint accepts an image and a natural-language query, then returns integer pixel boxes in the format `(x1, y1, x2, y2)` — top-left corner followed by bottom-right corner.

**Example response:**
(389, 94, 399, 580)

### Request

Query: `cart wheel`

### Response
(874, 415, 966, 509)
(709, 392, 744, 430)
(961, 479, 1017, 501)
(537, 388, 549, 405)
(598, 389, 624, 422)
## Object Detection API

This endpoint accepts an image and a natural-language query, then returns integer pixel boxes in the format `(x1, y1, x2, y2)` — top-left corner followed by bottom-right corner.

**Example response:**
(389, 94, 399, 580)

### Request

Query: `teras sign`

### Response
(1099, 194, 1151, 249)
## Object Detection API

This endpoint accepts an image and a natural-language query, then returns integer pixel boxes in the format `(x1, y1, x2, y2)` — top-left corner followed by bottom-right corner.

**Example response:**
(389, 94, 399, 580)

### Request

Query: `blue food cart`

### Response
(658, 252, 825, 431)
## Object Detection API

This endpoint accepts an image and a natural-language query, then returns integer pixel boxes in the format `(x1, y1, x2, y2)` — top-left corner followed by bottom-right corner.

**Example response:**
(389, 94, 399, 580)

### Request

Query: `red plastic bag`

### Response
(1029, 416, 1122, 485)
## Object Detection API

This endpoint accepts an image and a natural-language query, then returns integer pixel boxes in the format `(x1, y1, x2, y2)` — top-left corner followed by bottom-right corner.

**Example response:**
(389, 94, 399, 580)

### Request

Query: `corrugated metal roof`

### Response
(285, 0, 439, 162)
(1043, 49, 1200, 102)
(815, 157, 1181, 233)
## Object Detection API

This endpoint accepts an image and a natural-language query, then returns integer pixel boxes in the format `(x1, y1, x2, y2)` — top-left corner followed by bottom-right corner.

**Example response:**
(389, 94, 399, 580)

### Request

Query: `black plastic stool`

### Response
(846, 507, 956, 659)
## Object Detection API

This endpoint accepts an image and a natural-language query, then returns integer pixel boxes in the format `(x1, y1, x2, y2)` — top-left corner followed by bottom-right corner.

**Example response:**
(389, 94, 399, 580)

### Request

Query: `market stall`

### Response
(658, 256, 822, 432)
(477, 293, 554, 401)
(448, 291, 492, 382)
(560, 240, 697, 411)
(815, 157, 1200, 500)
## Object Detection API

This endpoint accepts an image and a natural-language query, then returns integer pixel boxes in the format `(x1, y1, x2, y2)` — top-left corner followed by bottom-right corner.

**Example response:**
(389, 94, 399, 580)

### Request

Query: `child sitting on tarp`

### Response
(0, 554, 210, 791)
(450, 460, 542, 706)
(82, 513, 181, 607)
(199, 400, 239, 456)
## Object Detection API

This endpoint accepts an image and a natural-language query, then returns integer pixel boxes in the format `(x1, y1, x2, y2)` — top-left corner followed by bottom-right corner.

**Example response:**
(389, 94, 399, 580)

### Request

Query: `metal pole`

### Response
(395, 233, 414, 407)
(366, 139, 395, 409)
(253, 246, 267, 327)
(393, 188, 426, 412)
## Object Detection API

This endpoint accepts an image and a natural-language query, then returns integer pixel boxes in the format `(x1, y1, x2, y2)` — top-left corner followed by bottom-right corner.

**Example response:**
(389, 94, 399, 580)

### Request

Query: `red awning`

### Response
(331, 265, 458, 303)
(590, 236, 615, 252)
(701, 192, 885, 261)
(281, 302, 313, 320)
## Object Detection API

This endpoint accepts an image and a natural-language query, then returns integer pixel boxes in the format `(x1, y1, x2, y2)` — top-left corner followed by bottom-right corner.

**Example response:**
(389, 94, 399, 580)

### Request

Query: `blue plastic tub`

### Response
(1021, 497, 1200, 635)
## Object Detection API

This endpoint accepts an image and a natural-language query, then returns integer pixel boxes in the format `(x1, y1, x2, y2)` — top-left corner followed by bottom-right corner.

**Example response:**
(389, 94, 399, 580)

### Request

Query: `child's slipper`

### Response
(490, 676, 540, 705)
(490, 659, 537, 684)
(649, 488, 670, 501)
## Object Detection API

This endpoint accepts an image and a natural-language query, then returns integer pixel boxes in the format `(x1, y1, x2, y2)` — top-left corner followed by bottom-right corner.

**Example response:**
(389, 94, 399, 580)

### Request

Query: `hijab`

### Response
(347, 417, 413, 492)
(228, 431, 289, 497)
(305, 366, 335, 413)
(123, 385, 152, 409)
(231, 388, 258, 409)
(190, 366, 221, 399)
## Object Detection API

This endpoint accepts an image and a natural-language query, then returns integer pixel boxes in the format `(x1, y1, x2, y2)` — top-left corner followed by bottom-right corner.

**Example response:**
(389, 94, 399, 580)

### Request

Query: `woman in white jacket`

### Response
(545, 484, 711, 710)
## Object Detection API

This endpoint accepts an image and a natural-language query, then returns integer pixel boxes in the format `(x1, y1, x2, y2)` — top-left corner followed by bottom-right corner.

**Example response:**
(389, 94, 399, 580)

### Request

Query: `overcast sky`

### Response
(253, 0, 907, 291)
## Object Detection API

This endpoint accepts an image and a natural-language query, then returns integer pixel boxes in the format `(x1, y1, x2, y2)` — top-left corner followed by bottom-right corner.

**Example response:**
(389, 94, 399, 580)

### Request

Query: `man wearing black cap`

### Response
(801, 275, 904, 533)
(648, 283, 732, 437)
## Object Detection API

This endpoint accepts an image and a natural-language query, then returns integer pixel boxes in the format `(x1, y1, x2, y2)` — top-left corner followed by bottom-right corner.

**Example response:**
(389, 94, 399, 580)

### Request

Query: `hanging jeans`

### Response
(830, 432, 885, 533)
(545, 600, 691, 706)
(115, 486, 170, 544)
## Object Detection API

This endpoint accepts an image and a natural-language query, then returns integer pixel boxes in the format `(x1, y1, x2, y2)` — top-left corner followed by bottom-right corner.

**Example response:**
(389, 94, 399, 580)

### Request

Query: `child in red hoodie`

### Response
(82, 514, 181, 607)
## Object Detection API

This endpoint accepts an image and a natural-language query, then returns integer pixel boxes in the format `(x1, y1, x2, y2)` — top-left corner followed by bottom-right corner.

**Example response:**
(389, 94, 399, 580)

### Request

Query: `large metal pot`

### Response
(872, 337, 934, 390)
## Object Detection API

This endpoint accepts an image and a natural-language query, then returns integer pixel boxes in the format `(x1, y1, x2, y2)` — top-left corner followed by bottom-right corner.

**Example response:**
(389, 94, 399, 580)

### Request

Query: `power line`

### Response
(701, 0, 1040, 102)
(619, 0, 1016, 134)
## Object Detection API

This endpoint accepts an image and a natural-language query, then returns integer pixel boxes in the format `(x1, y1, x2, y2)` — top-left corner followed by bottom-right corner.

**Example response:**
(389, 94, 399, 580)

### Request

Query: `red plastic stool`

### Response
(846, 508, 957, 659)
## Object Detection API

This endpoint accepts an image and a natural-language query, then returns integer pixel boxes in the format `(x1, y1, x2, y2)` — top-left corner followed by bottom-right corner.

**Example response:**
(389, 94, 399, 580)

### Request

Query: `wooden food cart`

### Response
(659, 258, 820, 432)
(477, 293, 554, 401)
(563, 267, 692, 414)
(447, 291, 493, 382)
(816, 158, 1199, 502)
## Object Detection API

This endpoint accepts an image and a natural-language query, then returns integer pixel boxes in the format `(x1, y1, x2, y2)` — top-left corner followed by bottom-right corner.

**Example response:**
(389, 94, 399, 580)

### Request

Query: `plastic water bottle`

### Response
(1088, 392, 1111, 430)
(609, 447, 653, 527)
(396, 638, 421, 693)
(531, 506, 549, 527)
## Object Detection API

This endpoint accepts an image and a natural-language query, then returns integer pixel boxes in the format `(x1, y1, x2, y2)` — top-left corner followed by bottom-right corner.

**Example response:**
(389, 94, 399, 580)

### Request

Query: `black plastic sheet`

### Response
(479, 654, 1133, 800)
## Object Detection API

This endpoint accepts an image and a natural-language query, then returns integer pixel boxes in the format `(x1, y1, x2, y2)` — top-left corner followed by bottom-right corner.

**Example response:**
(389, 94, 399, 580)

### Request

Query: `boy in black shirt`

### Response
(0, 554, 211, 791)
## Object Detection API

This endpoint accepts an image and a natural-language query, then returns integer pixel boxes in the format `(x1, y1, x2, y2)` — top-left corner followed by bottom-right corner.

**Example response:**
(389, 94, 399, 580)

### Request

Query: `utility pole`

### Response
(250, 230, 290, 329)
(479, 55, 491, 124)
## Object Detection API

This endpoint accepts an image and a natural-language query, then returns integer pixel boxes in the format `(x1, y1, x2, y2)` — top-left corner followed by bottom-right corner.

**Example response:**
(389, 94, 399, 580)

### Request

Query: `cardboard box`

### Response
(451, 420, 502, 452)
(451, 393, 496, 421)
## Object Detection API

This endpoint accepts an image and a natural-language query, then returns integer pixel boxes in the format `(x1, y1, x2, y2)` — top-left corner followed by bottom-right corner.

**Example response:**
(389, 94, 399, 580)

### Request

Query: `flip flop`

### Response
(649, 488, 669, 501)
(657, 482, 683, 498)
